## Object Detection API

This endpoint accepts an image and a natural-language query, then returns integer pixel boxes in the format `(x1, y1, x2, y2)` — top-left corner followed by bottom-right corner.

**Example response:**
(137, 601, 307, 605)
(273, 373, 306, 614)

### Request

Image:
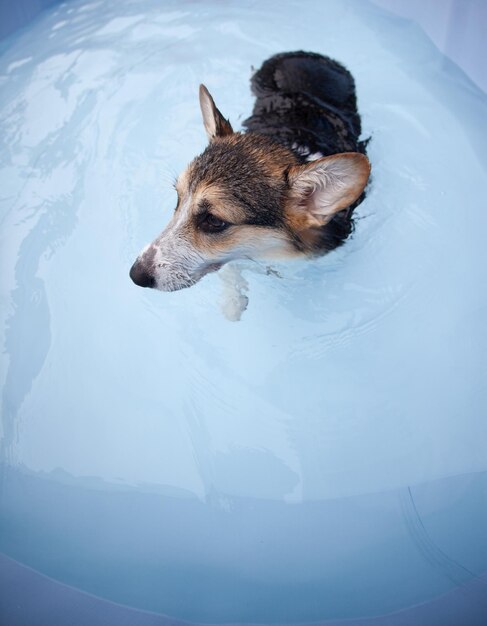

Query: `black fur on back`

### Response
(243, 51, 368, 252)
(243, 51, 367, 159)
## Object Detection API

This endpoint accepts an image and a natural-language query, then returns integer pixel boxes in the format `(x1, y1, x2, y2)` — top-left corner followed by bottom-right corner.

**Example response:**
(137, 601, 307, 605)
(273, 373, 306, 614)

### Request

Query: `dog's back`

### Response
(243, 51, 366, 161)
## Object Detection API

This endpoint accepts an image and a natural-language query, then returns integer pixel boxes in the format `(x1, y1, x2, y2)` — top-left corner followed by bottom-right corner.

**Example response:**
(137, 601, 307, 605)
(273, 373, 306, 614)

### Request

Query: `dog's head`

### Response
(130, 86, 370, 291)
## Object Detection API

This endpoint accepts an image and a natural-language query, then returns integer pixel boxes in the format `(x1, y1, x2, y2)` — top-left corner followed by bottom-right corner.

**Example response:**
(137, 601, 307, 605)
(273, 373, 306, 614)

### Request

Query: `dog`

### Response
(130, 51, 370, 292)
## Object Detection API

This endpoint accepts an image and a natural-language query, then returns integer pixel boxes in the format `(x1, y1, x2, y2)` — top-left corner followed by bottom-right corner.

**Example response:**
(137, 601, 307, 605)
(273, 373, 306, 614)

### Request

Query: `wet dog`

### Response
(130, 51, 370, 292)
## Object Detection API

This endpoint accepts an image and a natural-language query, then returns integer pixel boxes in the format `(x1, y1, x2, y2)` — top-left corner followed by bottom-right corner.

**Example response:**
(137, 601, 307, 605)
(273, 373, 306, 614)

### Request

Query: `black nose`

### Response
(130, 261, 155, 288)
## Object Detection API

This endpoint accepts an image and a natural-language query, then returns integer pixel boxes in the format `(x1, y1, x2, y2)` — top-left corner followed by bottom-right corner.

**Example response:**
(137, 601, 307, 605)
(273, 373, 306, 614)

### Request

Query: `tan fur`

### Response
(173, 150, 371, 263)
(131, 86, 371, 292)
(193, 183, 249, 224)
(195, 224, 297, 259)
(285, 153, 371, 230)
(171, 176, 296, 260)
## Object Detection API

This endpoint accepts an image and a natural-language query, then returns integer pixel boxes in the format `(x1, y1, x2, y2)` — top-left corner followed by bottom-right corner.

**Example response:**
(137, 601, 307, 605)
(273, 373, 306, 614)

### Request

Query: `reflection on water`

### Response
(0, 0, 486, 622)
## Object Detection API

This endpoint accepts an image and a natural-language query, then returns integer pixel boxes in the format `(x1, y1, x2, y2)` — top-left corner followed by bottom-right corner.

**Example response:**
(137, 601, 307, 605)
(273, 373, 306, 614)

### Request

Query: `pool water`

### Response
(0, 0, 486, 623)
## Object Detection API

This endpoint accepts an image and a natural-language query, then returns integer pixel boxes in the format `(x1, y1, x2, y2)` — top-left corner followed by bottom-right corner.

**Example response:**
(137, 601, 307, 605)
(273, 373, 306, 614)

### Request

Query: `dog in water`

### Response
(130, 51, 370, 293)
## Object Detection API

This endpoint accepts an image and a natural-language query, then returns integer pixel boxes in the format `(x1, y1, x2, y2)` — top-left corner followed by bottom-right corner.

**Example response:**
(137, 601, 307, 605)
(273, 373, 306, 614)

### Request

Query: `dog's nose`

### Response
(130, 261, 155, 288)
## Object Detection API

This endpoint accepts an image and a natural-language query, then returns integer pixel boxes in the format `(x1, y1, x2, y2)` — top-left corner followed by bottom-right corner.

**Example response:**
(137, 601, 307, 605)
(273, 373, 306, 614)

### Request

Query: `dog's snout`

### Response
(130, 261, 155, 288)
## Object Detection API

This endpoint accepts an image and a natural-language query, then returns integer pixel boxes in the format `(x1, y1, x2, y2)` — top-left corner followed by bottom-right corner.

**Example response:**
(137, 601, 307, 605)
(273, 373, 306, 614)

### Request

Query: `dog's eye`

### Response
(199, 213, 230, 233)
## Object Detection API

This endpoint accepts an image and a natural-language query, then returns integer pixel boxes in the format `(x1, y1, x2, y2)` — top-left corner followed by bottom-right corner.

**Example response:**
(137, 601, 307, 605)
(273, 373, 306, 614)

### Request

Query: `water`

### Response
(0, 0, 486, 623)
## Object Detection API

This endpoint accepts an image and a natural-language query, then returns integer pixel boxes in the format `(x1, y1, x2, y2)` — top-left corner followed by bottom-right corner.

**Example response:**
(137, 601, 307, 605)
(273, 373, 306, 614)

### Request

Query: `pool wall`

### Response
(1, 0, 486, 91)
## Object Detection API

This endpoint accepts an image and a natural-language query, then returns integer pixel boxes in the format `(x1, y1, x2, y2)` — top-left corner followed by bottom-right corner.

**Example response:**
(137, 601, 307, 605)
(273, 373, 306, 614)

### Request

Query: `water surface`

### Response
(0, 0, 486, 622)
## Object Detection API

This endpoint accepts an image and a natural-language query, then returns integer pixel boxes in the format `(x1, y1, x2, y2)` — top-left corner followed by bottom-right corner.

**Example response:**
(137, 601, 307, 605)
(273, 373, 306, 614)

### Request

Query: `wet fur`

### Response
(130, 51, 370, 291)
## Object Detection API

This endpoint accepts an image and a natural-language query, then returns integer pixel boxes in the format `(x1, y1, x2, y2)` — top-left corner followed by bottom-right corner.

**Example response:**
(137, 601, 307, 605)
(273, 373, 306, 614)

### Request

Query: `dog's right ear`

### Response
(199, 84, 234, 141)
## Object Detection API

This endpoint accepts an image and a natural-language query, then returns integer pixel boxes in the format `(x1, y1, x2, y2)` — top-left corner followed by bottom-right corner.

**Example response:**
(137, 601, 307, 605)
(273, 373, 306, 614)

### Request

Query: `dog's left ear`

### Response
(286, 153, 371, 227)
(199, 84, 234, 141)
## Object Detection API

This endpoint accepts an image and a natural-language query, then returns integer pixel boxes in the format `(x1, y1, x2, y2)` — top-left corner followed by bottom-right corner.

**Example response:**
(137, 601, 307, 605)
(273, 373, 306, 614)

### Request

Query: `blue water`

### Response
(0, 0, 486, 623)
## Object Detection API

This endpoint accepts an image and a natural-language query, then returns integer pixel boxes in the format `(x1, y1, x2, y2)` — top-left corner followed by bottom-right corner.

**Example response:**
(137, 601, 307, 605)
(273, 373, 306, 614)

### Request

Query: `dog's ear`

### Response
(199, 84, 234, 141)
(286, 153, 370, 227)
